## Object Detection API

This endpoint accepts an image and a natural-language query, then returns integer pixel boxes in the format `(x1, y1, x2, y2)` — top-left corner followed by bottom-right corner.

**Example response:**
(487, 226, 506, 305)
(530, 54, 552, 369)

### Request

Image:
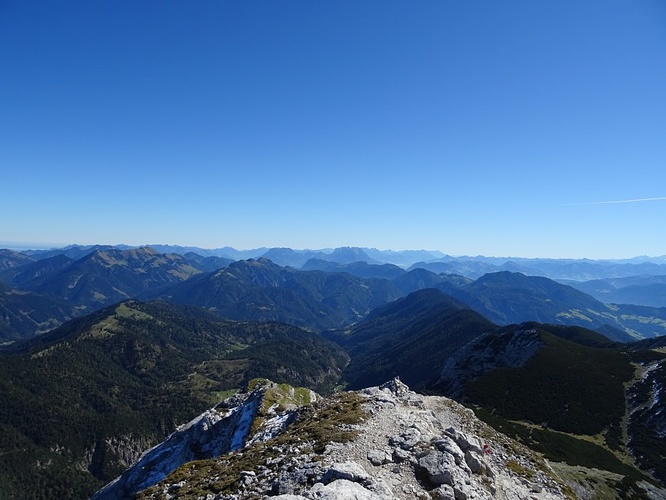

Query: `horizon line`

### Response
(1, 241, 664, 262)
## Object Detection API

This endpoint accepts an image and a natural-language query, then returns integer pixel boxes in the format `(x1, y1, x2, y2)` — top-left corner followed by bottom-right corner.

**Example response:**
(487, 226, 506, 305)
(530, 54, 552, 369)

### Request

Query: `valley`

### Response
(0, 245, 665, 499)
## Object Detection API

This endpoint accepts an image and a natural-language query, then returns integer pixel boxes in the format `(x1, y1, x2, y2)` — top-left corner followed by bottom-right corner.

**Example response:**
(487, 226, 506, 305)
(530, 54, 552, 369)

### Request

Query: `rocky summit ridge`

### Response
(95, 379, 665, 500)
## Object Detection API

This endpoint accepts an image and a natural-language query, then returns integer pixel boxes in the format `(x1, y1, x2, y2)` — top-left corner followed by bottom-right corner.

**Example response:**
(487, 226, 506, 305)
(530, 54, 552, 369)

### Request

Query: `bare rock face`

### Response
(307, 377, 567, 500)
(113, 377, 585, 499)
(92, 375, 666, 499)
(92, 380, 315, 499)
(436, 328, 544, 397)
(418, 450, 460, 487)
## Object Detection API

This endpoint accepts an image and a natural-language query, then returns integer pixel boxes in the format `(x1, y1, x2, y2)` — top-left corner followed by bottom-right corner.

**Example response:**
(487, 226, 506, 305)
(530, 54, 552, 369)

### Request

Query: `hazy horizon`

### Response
(2, 240, 665, 262)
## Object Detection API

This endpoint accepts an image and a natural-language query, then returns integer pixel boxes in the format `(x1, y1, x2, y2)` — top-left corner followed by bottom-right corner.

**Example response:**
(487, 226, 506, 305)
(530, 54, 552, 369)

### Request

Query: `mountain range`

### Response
(146, 258, 402, 331)
(0, 287, 664, 497)
(564, 275, 666, 308)
(1, 243, 666, 498)
(11, 243, 666, 278)
(3, 245, 666, 344)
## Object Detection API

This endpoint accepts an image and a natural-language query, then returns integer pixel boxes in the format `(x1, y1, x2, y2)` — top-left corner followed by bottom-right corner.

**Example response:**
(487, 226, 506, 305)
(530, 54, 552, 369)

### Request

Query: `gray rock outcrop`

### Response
(93, 380, 314, 499)
(436, 328, 544, 397)
(131, 377, 576, 499)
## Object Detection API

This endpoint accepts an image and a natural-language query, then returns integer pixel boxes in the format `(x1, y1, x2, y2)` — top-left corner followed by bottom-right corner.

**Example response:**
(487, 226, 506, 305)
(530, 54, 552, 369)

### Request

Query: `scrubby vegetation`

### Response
(477, 410, 641, 477)
(0, 300, 348, 499)
(136, 391, 367, 499)
(476, 410, 652, 499)
(453, 326, 666, 492)
(465, 330, 634, 436)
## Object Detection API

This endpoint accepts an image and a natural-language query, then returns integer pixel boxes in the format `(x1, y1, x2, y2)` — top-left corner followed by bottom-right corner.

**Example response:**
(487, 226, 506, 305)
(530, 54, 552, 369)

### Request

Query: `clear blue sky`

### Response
(2, 1, 665, 258)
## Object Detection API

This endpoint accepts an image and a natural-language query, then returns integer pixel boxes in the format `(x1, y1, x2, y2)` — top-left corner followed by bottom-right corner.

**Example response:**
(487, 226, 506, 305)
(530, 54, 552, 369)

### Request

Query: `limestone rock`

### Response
(418, 450, 457, 486)
(378, 377, 410, 397)
(464, 449, 483, 474)
(322, 461, 371, 486)
(444, 426, 483, 455)
(311, 479, 385, 499)
(432, 484, 456, 500)
(367, 449, 391, 466)
(96, 379, 618, 500)
(390, 426, 422, 450)
(432, 435, 466, 468)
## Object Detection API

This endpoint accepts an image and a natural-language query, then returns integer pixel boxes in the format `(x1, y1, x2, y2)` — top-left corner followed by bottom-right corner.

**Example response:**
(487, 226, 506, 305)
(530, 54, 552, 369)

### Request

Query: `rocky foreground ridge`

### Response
(94, 379, 665, 500)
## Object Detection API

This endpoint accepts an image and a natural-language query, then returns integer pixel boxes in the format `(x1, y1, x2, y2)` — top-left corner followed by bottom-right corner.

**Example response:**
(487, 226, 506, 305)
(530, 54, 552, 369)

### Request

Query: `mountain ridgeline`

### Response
(326, 289, 499, 390)
(3, 245, 666, 344)
(2, 245, 666, 343)
(147, 258, 402, 331)
(2, 244, 666, 497)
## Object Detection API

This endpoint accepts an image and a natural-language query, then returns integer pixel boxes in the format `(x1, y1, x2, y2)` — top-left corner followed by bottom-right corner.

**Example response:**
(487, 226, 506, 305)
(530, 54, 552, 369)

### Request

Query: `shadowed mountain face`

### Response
(13, 247, 202, 312)
(0, 300, 348, 499)
(0, 282, 77, 342)
(436, 326, 633, 435)
(329, 287, 635, 407)
(432, 325, 666, 485)
(327, 288, 498, 390)
(436, 271, 666, 341)
(0, 254, 75, 287)
(565, 275, 666, 308)
(0, 249, 36, 272)
(149, 258, 402, 330)
(625, 349, 666, 483)
(300, 258, 406, 280)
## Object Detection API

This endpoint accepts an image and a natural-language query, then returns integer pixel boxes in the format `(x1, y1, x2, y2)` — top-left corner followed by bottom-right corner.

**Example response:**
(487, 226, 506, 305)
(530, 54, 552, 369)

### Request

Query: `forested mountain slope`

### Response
(0, 300, 347, 499)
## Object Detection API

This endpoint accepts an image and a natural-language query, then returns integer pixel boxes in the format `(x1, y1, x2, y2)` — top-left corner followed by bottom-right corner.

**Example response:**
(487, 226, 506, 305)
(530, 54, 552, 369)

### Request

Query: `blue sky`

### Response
(2, 1, 665, 258)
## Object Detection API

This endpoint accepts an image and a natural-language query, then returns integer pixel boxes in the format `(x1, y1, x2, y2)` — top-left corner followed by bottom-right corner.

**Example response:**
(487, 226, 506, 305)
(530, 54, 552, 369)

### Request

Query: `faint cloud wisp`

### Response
(566, 197, 666, 206)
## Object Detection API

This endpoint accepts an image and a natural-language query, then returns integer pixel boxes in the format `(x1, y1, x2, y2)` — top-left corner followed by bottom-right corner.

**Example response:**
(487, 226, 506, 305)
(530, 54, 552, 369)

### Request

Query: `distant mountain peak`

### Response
(329, 246, 377, 264)
(230, 257, 283, 270)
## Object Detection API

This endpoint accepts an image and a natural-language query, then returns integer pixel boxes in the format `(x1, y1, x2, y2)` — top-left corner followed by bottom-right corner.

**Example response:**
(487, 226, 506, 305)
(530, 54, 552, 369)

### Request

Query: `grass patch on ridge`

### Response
(137, 391, 367, 499)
